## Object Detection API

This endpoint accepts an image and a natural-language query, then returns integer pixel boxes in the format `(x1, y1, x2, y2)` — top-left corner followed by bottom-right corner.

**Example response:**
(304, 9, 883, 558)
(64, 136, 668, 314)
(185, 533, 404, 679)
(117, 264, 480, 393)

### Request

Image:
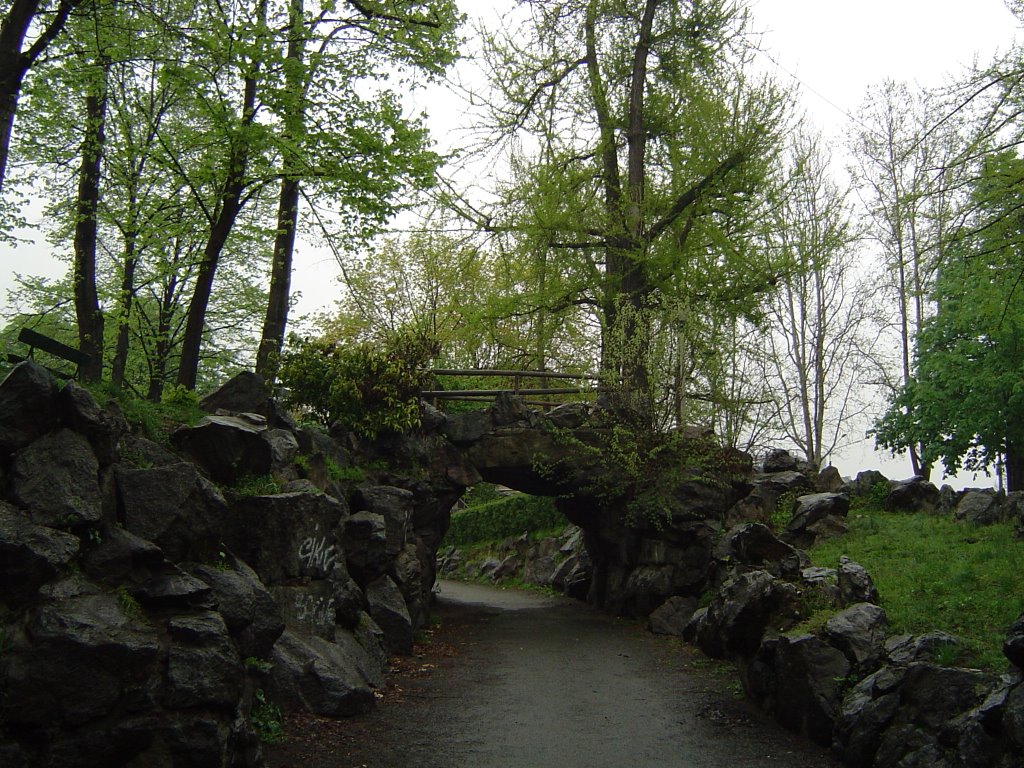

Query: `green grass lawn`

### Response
(810, 506, 1024, 671)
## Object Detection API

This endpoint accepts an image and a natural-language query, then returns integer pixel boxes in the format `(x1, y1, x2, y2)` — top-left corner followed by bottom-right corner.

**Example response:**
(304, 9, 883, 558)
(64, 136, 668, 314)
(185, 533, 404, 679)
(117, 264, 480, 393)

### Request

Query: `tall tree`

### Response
(849, 80, 966, 478)
(874, 150, 1024, 491)
(474, 0, 788, 426)
(764, 131, 871, 467)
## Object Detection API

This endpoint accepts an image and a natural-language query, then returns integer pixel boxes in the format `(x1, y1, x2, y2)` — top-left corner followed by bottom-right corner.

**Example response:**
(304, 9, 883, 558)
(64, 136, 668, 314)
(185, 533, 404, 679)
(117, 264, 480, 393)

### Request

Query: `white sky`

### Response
(1, 0, 1020, 485)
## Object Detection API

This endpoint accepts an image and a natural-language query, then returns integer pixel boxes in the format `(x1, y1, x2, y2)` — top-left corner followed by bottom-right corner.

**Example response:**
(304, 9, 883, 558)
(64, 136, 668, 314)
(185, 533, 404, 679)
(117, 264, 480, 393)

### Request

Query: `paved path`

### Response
(267, 580, 841, 768)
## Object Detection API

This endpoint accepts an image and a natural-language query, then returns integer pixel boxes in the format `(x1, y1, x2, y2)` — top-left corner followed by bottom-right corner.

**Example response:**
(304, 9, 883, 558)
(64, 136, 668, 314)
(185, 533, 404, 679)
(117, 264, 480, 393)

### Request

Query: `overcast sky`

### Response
(1, 0, 1020, 483)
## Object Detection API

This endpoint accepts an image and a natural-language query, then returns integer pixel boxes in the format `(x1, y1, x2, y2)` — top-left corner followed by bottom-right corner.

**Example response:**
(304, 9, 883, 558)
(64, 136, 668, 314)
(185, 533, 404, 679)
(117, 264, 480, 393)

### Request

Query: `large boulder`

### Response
(0, 502, 80, 606)
(773, 633, 852, 746)
(188, 556, 284, 659)
(690, 569, 801, 658)
(10, 428, 103, 529)
(825, 603, 888, 669)
(886, 477, 941, 514)
(838, 557, 880, 606)
(648, 595, 698, 636)
(267, 629, 380, 718)
(117, 462, 228, 563)
(199, 370, 295, 429)
(171, 413, 298, 484)
(833, 666, 906, 767)
(954, 490, 1005, 526)
(763, 448, 799, 473)
(1004, 612, 1024, 671)
(0, 361, 60, 455)
(223, 491, 348, 586)
(781, 492, 849, 549)
(365, 575, 413, 655)
(716, 522, 805, 578)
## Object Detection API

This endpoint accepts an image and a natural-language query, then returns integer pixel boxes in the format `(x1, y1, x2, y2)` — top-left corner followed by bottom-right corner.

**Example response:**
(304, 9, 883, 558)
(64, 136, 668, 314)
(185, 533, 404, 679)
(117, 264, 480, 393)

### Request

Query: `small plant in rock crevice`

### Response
(251, 689, 285, 744)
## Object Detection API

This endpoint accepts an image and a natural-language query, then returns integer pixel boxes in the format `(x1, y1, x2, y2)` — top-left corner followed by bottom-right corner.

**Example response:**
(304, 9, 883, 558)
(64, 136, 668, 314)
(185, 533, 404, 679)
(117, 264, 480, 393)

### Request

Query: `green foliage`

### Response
(117, 586, 145, 622)
(811, 505, 1024, 670)
(444, 494, 564, 547)
(278, 328, 438, 437)
(230, 475, 282, 497)
(87, 382, 203, 446)
(251, 689, 285, 744)
(770, 491, 797, 531)
(873, 150, 1024, 485)
(244, 657, 274, 674)
(538, 425, 743, 530)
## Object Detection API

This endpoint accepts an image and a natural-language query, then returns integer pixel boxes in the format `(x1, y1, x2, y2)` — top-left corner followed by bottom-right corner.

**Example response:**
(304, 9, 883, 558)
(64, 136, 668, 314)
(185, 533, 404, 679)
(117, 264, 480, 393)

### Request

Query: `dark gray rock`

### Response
(886, 630, 961, 666)
(899, 663, 997, 730)
(692, 569, 801, 658)
(0, 361, 60, 455)
(1, 589, 160, 728)
(10, 428, 102, 529)
(171, 413, 294, 484)
(774, 633, 852, 746)
(763, 448, 799, 473)
(781, 492, 849, 549)
(886, 477, 941, 514)
(224, 491, 348, 585)
(341, 511, 389, 585)
(833, 666, 905, 768)
(163, 612, 243, 710)
(717, 522, 805, 577)
(838, 556, 880, 606)
(268, 629, 379, 717)
(1005, 683, 1024, 753)
(129, 566, 213, 611)
(490, 554, 520, 581)
(81, 525, 164, 584)
(755, 470, 812, 495)
(955, 490, 1005, 525)
(523, 553, 559, 586)
(545, 402, 591, 429)
(354, 485, 413, 557)
(648, 595, 698, 636)
(58, 381, 127, 466)
(273, 583, 339, 640)
(1005, 612, 1024, 670)
(117, 462, 227, 563)
(200, 370, 296, 429)
(0, 502, 80, 605)
(800, 566, 840, 608)
(842, 470, 890, 497)
(816, 465, 844, 492)
(366, 575, 413, 655)
(117, 433, 181, 468)
(825, 603, 888, 669)
(189, 556, 284, 659)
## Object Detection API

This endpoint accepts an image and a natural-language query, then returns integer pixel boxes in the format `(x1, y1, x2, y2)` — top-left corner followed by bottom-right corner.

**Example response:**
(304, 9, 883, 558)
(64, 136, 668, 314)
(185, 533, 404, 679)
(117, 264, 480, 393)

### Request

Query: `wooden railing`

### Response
(421, 369, 598, 408)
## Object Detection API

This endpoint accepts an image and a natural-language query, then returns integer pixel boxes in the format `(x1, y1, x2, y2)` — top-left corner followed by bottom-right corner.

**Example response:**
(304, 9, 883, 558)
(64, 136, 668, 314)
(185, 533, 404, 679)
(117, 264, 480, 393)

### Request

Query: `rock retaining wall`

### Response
(0, 364, 473, 767)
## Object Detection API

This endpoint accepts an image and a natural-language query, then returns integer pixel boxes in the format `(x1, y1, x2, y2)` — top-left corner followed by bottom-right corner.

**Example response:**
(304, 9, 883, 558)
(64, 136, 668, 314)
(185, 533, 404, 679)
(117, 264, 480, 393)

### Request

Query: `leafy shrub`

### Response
(278, 329, 438, 437)
(445, 493, 565, 546)
(251, 689, 285, 743)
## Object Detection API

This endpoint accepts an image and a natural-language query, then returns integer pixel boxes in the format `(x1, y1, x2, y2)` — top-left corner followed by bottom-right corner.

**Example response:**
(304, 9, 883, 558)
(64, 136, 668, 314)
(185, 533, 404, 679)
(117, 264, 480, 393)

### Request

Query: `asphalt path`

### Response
(267, 579, 841, 768)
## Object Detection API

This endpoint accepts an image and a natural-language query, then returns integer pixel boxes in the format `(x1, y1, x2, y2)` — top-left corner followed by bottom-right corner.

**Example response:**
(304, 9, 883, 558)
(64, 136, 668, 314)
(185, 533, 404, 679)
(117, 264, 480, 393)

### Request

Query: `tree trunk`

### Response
(73, 72, 108, 383)
(255, 175, 299, 379)
(176, 2, 264, 390)
(255, 0, 304, 381)
(1006, 441, 1024, 493)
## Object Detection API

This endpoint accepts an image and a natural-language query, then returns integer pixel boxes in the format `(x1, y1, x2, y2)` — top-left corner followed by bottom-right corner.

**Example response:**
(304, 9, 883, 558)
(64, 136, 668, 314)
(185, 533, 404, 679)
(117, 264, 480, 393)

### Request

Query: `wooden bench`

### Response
(7, 327, 92, 379)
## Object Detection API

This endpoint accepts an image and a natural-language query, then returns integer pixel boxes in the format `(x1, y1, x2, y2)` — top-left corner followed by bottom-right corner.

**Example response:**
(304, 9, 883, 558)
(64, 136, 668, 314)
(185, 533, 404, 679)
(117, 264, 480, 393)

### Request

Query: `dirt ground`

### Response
(264, 581, 841, 768)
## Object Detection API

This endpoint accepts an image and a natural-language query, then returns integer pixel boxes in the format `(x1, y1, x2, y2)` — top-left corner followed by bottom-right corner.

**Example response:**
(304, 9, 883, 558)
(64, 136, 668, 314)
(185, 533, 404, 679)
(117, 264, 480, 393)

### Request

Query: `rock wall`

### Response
(0, 364, 472, 767)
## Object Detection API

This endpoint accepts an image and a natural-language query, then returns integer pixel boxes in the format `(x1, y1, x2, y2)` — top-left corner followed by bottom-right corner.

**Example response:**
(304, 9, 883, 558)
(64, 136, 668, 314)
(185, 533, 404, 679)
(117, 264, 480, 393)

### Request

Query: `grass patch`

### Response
(444, 491, 565, 547)
(810, 506, 1024, 670)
